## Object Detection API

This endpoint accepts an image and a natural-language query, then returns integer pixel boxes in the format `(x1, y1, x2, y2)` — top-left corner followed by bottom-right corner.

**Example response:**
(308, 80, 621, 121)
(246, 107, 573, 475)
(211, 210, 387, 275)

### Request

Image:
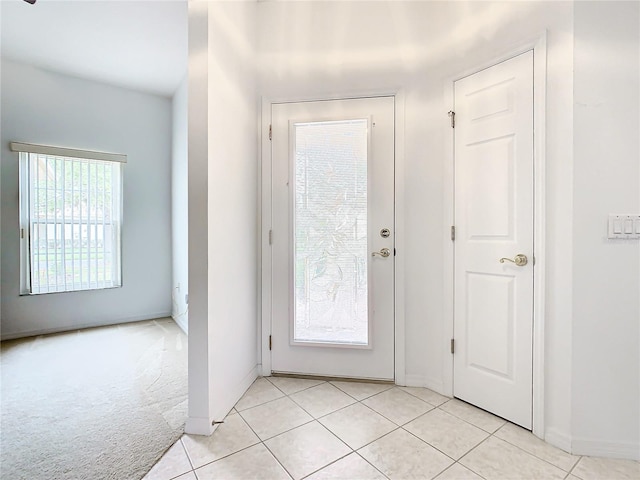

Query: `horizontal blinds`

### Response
(11, 142, 127, 163)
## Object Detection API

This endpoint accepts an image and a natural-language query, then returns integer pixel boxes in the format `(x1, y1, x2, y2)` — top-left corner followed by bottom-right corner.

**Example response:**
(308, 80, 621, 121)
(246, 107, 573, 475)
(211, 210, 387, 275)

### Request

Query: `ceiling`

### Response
(0, 0, 188, 97)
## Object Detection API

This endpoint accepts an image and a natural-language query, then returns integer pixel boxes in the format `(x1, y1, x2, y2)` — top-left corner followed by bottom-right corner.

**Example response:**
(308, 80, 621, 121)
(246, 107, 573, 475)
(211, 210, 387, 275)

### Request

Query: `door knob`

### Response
(372, 248, 391, 258)
(499, 254, 528, 266)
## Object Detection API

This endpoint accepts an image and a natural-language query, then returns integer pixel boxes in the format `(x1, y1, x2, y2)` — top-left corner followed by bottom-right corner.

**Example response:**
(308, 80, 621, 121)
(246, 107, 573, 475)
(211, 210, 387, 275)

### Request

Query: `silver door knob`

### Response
(372, 248, 391, 258)
(499, 254, 528, 266)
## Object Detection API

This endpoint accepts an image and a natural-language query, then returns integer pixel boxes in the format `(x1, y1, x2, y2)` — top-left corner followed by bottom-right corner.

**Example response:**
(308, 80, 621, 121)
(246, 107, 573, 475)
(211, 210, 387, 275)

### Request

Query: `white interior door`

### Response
(453, 51, 534, 429)
(271, 97, 395, 381)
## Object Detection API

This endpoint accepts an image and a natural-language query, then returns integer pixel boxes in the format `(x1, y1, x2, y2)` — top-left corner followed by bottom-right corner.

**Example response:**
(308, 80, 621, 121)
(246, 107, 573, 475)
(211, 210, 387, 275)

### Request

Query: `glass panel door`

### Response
(293, 119, 369, 345)
(270, 96, 395, 380)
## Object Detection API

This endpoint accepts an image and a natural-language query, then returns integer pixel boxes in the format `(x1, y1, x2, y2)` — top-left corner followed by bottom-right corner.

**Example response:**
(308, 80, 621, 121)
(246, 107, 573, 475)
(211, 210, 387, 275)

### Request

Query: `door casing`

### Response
(260, 91, 407, 384)
(443, 33, 547, 438)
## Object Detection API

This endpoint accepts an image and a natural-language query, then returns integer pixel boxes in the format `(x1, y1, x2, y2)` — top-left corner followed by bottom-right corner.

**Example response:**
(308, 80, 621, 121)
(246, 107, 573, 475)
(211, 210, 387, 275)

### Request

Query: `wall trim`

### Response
(404, 374, 447, 397)
(404, 374, 427, 388)
(394, 89, 407, 386)
(185, 417, 217, 436)
(572, 437, 640, 461)
(442, 31, 548, 437)
(545, 427, 573, 454)
(172, 314, 188, 335)
(0, 311, 172, 341)
(260, 96, 273, 376)
(212, 365, 259, 422)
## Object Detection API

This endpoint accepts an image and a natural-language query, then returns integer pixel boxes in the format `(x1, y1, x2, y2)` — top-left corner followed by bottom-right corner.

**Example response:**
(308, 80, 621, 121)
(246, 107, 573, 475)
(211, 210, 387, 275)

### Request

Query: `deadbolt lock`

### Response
(380, 228, 391, 238)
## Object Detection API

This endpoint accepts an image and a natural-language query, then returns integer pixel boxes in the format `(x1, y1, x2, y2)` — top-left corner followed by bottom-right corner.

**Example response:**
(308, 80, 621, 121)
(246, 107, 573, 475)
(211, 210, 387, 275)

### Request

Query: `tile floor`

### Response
(144, 377, 640, 480)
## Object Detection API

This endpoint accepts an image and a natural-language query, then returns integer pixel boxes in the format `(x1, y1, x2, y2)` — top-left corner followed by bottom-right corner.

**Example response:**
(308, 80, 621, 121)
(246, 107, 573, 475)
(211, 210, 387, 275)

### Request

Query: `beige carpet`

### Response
(0, 318, 188, 480)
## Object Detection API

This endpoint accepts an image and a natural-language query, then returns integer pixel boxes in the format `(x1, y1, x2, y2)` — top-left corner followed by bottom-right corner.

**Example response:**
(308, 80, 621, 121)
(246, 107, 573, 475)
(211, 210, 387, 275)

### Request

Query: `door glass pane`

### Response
(293, 119, 369, 345)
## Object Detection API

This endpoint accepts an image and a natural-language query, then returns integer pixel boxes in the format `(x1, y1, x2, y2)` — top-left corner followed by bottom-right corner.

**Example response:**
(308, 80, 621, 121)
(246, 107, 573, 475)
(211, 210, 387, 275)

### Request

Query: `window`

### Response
(13, 143, 125, 295)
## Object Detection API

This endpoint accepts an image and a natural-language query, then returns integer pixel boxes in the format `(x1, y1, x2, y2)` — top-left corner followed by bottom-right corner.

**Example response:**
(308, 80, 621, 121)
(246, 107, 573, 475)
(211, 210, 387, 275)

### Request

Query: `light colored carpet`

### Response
(0, 318, 188, 480)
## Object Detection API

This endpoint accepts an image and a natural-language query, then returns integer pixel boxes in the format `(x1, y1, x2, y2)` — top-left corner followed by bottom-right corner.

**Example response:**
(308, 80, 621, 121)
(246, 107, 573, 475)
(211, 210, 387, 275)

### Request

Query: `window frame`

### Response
(13, 143, 126, 295)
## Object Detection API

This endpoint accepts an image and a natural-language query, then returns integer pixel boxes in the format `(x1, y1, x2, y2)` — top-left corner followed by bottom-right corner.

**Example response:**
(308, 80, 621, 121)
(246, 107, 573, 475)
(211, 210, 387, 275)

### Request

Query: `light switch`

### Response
(624, 219, 634, 234)
(613, 219, 623, 234)
(608, 214, 640, 239)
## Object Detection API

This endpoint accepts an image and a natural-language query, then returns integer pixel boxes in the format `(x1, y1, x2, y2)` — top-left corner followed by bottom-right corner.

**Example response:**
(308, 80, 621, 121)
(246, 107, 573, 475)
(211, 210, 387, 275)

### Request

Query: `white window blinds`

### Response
(14, 143, 125, 295)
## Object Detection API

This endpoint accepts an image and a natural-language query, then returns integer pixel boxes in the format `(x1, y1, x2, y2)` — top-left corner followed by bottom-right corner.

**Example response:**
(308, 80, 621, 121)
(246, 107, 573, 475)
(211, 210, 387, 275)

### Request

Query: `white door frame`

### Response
(260, 91, 406, 385)
(443, 33, 547, 438)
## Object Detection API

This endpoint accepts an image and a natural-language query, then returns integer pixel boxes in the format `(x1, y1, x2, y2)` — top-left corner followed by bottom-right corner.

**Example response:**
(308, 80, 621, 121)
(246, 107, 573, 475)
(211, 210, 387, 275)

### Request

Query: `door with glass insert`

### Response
(271, 97, 395, 380)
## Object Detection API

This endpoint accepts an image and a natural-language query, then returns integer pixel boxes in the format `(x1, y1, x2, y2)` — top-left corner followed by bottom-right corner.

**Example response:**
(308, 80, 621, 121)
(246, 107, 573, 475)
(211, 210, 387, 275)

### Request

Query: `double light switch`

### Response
(608, 214, 640, 239)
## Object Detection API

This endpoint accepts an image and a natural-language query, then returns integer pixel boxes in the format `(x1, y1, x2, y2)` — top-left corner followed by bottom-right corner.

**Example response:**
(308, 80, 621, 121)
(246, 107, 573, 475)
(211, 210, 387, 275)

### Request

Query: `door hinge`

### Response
(20, 228, 24, 239)
(450, 225, 456, 241)
(269, 124, 272, 141)
(269, 335, 272, 351)
(450, 338, 455, 354)
(448, 110, 455, 128)
(268, 229, 273, 245)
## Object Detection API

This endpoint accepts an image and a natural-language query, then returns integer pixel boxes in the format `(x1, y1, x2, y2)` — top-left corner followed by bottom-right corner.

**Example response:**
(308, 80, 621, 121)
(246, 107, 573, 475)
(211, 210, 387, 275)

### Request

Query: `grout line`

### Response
(299, 451, 354, 479)
(567, 456, 584, 478)
(357, 394, 433, 428)
(457, 432, 494, 464)
(234, 380, 287, 412)
(399, 425, 459, 464)
(354, 451, 391, 479)
(435, 401, 505, 435)
(449, 461, 489, 480)
(287, 388, 357, 420)
(329, 381, 395, 401)
(490, 430, 580, 473)
(185, 414, 263, 471)
(265, 375, 327, 396)
(260, 441, 296, 480)
(235, 391, 287, 414)
(353, 424, 402, 452)
(396, 385, 449, 407)
(179, 437, 196, 471)
(236, 401, 315, 442)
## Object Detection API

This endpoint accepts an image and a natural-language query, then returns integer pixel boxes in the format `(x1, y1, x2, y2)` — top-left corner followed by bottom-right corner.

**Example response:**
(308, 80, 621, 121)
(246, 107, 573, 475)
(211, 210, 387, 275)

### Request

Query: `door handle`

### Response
(499, 254, 528, 266)
(372, 248, 391, 258)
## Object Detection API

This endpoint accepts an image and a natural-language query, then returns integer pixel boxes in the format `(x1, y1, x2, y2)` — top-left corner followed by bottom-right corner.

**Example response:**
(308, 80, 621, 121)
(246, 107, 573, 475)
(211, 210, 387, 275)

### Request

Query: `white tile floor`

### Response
(145, 377, 640, 480)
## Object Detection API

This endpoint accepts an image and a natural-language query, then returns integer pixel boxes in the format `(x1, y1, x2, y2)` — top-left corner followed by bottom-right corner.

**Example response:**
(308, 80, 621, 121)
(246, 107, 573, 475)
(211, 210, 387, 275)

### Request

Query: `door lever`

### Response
(499, 254, 528, 266)
(372, 248, 391, 258)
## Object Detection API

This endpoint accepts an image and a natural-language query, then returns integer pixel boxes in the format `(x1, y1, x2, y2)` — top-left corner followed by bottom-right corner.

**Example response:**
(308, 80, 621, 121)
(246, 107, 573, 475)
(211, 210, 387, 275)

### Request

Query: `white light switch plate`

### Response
(608, 214, 640, 239)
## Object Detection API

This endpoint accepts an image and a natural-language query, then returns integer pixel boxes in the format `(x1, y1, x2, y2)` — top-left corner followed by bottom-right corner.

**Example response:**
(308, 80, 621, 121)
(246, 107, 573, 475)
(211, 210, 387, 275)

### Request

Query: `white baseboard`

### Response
(172, 314, 188, 335)
(185, 416, 217, 436)
(211, 365, 259, 422)
(572, 436, 640, 461)
(404, 374, 427, 387)
(0, 311, 173, 341)
(424, 377, 446, 396)
(404, 374, 447, 396)
(545, 427, 573, 453)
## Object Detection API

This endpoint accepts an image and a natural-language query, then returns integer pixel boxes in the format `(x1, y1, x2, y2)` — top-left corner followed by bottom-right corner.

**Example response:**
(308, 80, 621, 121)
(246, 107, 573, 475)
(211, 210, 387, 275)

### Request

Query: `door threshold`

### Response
(270, 372, 395, 385)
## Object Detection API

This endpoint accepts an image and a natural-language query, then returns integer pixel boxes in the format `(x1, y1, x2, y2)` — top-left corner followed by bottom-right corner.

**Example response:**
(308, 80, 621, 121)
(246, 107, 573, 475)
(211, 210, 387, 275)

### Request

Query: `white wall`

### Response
(258, 0, 575, 450)
(172, 75, 189, 334)
(0, 60, 172, 339)
(186, 1, 258, 434)
(572, 1, 640, 459)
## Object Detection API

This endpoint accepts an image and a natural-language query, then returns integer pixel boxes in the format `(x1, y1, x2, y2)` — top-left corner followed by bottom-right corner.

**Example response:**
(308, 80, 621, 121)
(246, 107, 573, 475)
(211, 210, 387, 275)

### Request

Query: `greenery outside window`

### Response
(13, 143, 125, 295)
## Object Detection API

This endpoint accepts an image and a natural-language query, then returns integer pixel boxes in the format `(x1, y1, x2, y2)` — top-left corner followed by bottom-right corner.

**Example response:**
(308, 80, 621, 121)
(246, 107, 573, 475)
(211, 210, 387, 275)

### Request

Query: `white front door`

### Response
(453, 51, 534, 428)
(271, 97, 395, 380)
